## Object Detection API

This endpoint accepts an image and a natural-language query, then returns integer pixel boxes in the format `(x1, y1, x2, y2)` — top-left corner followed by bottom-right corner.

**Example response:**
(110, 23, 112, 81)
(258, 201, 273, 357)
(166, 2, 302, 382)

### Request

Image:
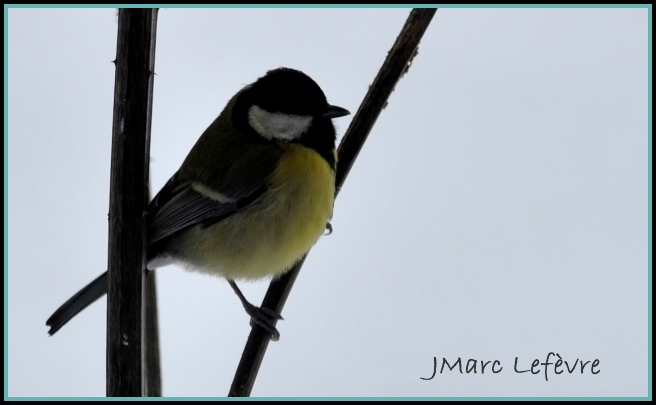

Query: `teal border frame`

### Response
(3, 4, 652, 400)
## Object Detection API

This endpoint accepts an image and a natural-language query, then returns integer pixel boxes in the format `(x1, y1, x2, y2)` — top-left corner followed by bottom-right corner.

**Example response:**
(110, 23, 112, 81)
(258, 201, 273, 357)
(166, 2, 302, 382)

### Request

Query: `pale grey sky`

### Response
(7, 7, 649, 397)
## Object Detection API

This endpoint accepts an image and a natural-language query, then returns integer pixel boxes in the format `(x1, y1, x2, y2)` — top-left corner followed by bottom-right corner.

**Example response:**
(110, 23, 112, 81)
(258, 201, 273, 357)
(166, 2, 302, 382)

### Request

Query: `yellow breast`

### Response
(180, 143, 335, 280)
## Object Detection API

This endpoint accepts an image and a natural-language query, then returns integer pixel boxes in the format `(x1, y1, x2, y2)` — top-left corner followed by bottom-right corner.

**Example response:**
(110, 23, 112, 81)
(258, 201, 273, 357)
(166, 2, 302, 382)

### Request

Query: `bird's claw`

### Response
(243, 303, 283, 341)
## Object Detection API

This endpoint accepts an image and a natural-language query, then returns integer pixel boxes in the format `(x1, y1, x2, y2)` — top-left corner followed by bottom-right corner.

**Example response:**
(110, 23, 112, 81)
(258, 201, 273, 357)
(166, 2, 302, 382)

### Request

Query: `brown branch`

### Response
(228, 8, 437, 397)
(107, 8, 158, 397)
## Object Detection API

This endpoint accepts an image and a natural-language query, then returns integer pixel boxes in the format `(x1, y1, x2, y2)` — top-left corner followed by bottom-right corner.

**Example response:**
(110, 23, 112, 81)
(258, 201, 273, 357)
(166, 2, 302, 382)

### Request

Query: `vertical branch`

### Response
(145, 270, 162, 396)
(107, 8, 158, 397)
(145, 184, 162, 397)
(228, 8, 437, 397)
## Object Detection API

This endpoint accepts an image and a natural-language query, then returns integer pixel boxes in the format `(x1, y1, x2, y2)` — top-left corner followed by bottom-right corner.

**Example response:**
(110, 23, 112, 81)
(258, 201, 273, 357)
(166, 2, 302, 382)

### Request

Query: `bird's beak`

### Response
(322, 104, 350, 119)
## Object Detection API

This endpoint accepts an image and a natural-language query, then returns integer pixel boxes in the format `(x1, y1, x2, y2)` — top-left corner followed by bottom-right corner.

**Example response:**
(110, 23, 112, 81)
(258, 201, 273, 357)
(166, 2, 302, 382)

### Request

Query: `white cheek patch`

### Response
(248, 105, 313, 141)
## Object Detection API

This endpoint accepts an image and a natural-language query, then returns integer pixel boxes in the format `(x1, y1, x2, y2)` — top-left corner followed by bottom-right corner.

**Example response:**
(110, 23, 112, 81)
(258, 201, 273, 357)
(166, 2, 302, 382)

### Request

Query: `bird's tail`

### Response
(46, 271, 108, 335)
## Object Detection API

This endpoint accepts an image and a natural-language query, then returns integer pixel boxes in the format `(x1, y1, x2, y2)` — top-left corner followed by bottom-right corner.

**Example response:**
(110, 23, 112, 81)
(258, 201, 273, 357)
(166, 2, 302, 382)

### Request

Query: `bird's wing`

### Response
(147, 143, 283, 245)
(46, 135, 283, 335)
(147, 174, 264, 244)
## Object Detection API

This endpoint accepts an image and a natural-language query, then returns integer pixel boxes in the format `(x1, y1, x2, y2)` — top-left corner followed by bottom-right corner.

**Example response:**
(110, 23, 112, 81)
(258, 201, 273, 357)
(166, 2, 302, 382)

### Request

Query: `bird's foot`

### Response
(228, 279, 283, 341)
(242, 301, 284, 341)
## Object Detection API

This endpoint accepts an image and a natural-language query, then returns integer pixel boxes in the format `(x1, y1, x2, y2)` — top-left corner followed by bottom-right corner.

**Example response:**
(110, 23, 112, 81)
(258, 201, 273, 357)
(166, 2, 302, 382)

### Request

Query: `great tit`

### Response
(46, 67, 350, 341)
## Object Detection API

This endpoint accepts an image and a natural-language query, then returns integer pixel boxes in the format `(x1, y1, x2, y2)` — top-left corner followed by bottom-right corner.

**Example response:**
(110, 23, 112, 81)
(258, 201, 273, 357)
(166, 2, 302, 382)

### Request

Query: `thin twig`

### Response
(228, 8, 437, 397)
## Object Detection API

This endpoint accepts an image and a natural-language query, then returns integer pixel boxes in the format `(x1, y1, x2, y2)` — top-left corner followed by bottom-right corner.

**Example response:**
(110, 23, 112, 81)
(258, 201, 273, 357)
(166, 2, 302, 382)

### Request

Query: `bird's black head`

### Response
(232, 68, 349, 168)
(247, 67, 330, 116)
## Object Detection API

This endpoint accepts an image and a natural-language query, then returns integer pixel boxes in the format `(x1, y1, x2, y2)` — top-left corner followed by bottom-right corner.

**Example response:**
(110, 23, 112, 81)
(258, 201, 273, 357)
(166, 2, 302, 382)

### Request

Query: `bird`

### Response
(46, 67, 350, 341)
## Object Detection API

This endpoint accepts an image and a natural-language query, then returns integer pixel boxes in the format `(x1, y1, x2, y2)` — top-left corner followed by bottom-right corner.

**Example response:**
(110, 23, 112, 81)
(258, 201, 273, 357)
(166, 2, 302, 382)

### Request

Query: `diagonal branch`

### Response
(228, 8, 437, 397)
